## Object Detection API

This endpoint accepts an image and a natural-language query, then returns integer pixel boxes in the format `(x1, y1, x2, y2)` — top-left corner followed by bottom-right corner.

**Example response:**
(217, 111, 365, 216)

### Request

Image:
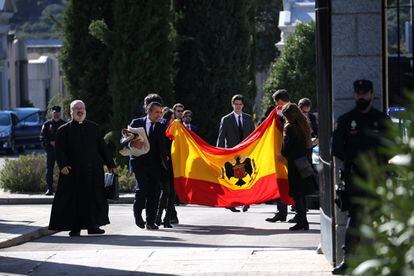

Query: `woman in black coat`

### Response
(281, 103, 315, 231)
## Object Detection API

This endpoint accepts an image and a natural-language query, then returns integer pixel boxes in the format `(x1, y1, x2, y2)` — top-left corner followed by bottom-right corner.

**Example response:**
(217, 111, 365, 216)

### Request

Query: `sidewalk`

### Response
(0, 189, 134, 249)
(0, 189, 135, 204)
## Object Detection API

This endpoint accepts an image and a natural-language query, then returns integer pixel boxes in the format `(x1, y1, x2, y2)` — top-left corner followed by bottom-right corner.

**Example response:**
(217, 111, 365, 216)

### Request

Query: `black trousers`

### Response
(276, 199, 287, 217)
(157, 174, 176, 223)
(46, 148, 56, 191)
(132, 165, 161, 225)
(292, 195, 307, 223)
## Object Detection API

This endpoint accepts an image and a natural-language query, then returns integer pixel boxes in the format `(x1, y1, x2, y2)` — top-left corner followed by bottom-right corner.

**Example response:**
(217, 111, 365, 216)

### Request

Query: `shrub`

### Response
(0, 154, 55, 192)
(349, 101, 414, 275)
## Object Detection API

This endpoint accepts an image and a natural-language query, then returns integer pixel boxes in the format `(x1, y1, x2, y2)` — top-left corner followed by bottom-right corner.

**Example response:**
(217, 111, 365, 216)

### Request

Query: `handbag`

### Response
(294, 155, 314, 179)
(104, 173, 119, 200)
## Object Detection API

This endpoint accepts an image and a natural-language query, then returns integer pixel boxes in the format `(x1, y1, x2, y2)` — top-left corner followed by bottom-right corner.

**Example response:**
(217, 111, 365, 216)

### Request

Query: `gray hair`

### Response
(70, 100, 85, 113)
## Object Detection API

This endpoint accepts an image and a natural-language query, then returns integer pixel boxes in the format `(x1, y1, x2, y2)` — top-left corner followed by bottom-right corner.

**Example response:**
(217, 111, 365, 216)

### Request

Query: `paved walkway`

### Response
(0, 193, 333, 275)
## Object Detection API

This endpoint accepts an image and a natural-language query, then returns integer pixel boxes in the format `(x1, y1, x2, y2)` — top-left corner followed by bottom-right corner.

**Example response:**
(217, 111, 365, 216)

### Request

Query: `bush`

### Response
(348, 100, 414, 275)
(0, 154, 135, 193)
(0, 154, 56, 192)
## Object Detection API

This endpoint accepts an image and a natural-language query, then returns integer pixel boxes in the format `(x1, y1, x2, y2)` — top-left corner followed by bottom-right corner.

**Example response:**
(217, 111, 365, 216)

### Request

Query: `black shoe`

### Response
(163, 221, 173, 228)
(134, 214, 145, 229)
(288, 216, 298, 223)
(332, 261, 347, 275)
(69, 230, 80, 237)
(45, 189, 54, 196)
(170, 218, 179, 224)
(87, 228, 105, 235)
(242, 205, 250, 212)
(290, 205, 296, 212)
(227, 207, 240, 212)
(265, 213, 287, 222)
(146, 223, 159, 230)
(289, 222, 309, 231)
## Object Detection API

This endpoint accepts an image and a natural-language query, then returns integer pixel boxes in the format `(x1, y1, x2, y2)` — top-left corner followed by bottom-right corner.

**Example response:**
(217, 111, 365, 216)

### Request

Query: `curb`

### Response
(0, 226, 57, 249)
(0, 196, 135, 205)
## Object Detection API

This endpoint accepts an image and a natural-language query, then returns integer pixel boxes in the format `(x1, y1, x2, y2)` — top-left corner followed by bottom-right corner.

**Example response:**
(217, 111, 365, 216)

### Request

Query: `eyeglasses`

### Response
(176, 110, 184, 113)
(184, 115, 192, 118)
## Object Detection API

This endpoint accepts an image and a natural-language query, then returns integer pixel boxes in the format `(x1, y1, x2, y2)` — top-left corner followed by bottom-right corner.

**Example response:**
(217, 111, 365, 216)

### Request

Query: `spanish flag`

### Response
(166, 109, 293, 207)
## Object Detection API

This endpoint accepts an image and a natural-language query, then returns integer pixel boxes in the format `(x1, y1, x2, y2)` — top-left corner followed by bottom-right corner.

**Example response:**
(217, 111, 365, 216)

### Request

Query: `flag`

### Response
(166, 109, 293, 207)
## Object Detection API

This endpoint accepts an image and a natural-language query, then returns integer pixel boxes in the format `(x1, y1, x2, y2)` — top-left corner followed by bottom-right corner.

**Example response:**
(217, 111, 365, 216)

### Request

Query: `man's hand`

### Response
(110, 167, 118, 175)
(50, 141, 55, 147)
(130, 140, 144, 149)
(61, 166, 71, 175)
(276, 155, 286, 164)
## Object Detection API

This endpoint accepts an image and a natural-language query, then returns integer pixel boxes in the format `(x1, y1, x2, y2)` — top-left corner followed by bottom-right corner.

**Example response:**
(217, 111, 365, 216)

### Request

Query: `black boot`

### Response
(265, 213, 287, 222)
(134, 213, 145, 229)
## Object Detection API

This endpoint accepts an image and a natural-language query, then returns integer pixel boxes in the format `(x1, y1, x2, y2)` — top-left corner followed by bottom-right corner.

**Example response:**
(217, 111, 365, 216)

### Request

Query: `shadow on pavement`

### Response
(0, 221, 40, 234)
(169, 224, 320, 236)
(0, 256, 172, 275)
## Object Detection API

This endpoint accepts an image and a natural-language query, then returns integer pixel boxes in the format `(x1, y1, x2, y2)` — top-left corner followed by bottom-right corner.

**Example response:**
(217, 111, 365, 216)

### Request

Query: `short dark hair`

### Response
(173, 103, 184, 111)
(231, 94, 244, 104)
(162, 107, 174, 121)
(183, 110, 192, 117)
(147, 101, 163, 112)
(144, 94, 164, 109)
(272, 89, 290, 102)
(298, 98, 312, 109)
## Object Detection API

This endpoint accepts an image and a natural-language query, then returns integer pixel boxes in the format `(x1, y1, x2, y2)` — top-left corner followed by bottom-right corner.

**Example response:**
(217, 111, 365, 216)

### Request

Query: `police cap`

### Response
(353, 79, 373, 94)
(51, 105, 61, 112)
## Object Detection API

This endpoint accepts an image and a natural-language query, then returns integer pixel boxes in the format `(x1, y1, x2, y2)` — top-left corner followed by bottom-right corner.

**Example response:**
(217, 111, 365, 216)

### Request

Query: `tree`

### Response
(60, 0, 113, 130)
(174, 0, 256, 144)
(263, 22, 316, 110)
(106, 0, 175, 163)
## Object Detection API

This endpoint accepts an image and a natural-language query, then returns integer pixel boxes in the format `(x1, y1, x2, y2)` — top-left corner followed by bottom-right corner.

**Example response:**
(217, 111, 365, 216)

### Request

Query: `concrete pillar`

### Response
(330, 0, 384, 264)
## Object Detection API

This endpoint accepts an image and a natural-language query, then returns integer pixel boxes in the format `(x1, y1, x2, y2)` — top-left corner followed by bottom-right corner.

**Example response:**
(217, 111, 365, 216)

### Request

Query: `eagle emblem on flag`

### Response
(223, 156, 256, 186)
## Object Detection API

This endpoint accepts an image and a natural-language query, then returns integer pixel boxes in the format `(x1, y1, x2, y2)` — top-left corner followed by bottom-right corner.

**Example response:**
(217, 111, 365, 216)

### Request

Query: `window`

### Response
(385, 0, 414, 106)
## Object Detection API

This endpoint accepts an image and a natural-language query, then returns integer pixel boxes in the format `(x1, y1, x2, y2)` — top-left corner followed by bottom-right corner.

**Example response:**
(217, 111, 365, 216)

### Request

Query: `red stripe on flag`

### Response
(174, 175, 293, 207)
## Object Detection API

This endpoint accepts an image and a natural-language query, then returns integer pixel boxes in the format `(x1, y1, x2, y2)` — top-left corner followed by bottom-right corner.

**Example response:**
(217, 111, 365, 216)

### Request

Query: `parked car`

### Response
(0, 111, 19, 153)
(9, 108, 45, 151)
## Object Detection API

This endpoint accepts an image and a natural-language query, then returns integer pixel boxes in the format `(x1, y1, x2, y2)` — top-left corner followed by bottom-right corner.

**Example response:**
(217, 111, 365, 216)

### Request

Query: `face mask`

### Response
(356, 99, 370, 110)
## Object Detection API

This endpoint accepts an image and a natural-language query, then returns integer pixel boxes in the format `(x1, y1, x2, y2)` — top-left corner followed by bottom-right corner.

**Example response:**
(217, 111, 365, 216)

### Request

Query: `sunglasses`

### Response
(176, 110, 184, 113)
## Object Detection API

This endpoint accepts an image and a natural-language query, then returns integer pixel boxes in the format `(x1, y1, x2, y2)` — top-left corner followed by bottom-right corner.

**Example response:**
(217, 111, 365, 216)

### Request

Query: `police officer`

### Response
(40, 106, 66, 195)
(331, 79, 389, 274)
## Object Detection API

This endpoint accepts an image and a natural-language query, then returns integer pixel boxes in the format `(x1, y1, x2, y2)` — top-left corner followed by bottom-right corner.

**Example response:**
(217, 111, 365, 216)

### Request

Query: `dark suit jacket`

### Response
(216, 112, 255, 148)
(129, 116, 168, 171)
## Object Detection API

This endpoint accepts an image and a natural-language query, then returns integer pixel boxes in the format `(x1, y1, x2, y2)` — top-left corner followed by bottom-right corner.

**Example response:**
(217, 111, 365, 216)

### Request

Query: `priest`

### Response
(49, 100, 116, 237)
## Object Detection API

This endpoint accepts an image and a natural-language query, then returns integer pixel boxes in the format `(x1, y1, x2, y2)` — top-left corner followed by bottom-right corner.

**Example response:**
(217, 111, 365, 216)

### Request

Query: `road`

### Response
(0, 204, 332, 275)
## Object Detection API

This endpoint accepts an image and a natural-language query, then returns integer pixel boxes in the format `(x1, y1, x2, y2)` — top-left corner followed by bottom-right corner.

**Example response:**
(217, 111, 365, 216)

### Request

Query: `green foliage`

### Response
(107, 0, 175, 164)
(263, 22, 316, 111)
(348, 98, 414, 275)
(174, 0, 256, 144)
(255, 0, 282, 71)
(60, 0, 113, 131)
(0, 154, 57, 192)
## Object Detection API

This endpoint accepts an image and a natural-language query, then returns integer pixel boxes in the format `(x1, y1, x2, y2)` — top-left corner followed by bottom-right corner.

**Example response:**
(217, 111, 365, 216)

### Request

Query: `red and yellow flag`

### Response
(166, 109, 293, 207)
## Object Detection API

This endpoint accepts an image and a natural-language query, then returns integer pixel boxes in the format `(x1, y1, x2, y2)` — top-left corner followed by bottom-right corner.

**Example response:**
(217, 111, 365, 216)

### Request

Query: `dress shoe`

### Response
(163, 221, 173, 228)
(146, 223, 159, 230)
(332, 261, 347, 275)
(87, 228, 105, 235)
(134, 215, 145, 229)
(170, 217, 179, 224)
(242, 205, 250, 212)
(289, 222, 309, 231)
(69, 230, 80, 237)
(265, 213, 287, 222)
(227, 207, 240, 212)
(288, 216, 298, 223)
(45, 189, 54, 196)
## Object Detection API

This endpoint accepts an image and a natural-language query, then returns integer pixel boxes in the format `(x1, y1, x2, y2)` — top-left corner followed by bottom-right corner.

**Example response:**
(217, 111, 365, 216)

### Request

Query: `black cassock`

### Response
(49, 120, 115, 231)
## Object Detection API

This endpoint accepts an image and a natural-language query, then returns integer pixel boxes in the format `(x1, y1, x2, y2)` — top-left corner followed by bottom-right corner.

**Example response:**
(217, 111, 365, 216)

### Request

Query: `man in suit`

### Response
(217, 94, 255, 212)
(130, 100, 168, 230)
(182, 110, 198, 133)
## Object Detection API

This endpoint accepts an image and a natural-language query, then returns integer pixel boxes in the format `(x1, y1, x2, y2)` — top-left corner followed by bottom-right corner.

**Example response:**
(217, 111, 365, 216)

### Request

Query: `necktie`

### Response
(149, 122, 154, 137)
(238, 115, 243, 142)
